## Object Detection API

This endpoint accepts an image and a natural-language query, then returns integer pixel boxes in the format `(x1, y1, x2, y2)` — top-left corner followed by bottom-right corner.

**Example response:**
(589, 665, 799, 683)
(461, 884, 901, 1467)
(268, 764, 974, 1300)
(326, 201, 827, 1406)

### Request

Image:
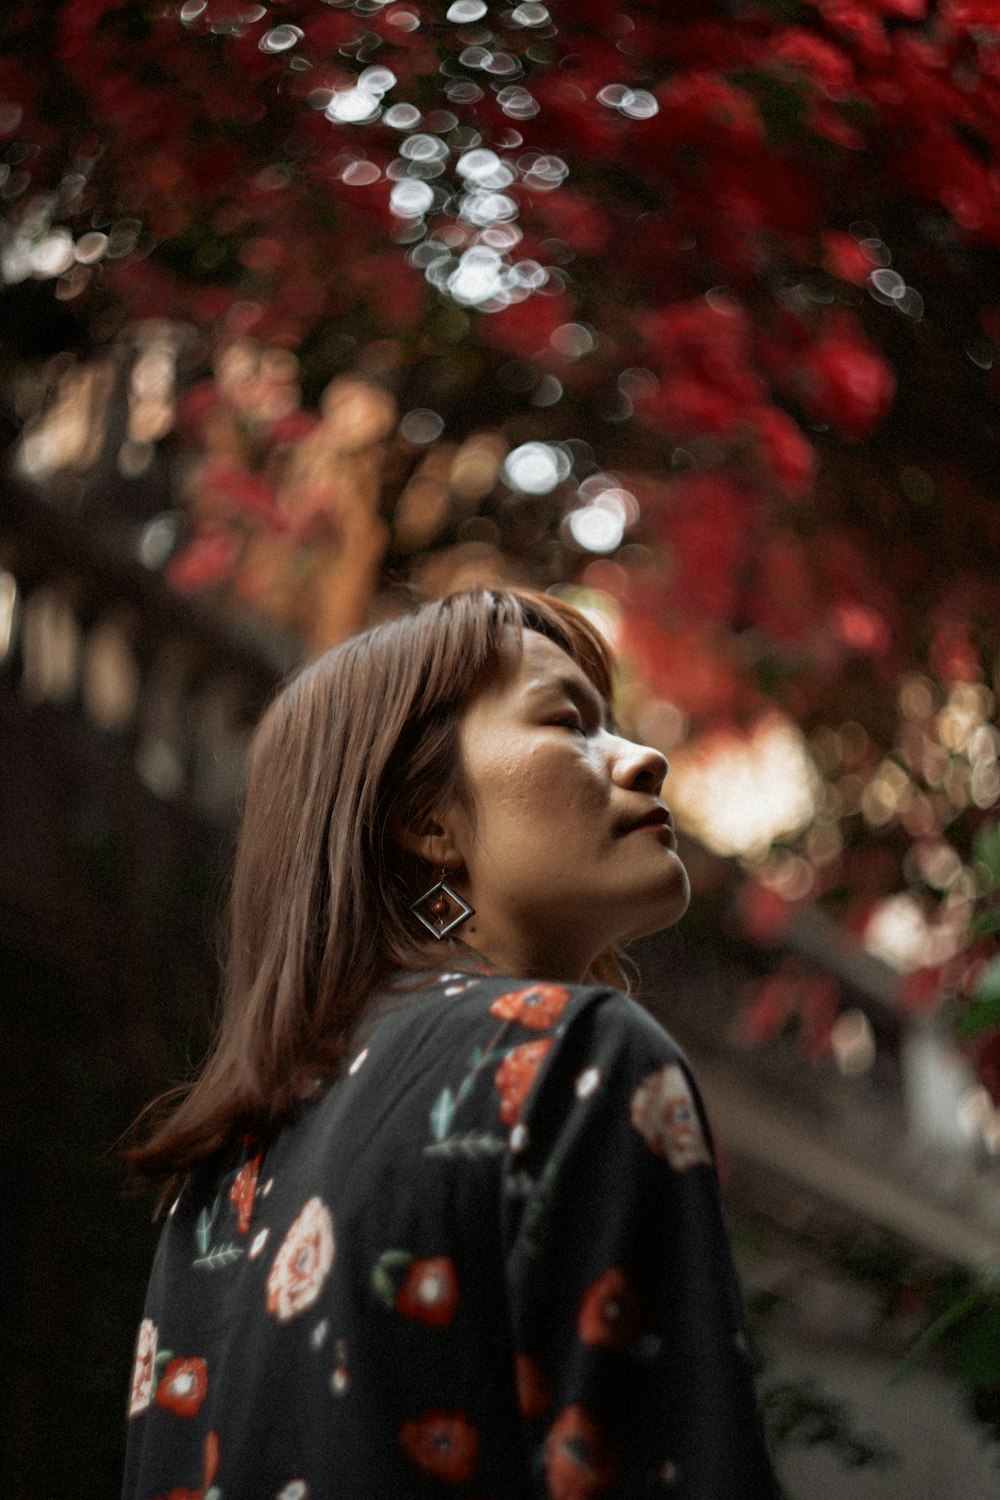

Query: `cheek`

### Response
(477, 746, 604, 841)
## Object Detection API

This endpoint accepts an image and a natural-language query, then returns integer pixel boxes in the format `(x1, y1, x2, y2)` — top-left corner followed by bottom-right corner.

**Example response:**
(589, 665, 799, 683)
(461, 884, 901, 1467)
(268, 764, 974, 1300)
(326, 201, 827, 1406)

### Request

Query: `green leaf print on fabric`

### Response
(429, 1087, 455, 1142)
(372, 1249, 414, 1309)
(424, 1132, 506, 1160)
(193, 1243, 244, 1272)
(195, 1197, 221, 1255)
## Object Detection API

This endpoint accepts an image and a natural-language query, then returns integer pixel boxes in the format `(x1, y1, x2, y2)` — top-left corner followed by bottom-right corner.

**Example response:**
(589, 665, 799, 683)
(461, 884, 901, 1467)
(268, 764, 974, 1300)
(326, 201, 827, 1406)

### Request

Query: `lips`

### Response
(625, 806, 674, 834)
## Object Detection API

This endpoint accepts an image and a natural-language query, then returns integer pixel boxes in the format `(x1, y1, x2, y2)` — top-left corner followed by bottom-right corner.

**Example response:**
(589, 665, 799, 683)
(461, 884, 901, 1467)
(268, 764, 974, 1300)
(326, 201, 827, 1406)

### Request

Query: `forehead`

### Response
(489, 628, 604, 704)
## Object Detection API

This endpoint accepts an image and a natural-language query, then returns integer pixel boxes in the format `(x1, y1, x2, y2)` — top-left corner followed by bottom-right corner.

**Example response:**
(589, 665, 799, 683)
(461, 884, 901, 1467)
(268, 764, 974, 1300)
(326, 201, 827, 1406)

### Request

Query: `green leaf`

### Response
(429, 1087, 454, 1142)
(956, 999, 1000, 1039)
(977, 955, 1000, 1004)
(956, 957, 1000, 1039)
(953, 1305, 1000, 1388)
(892, 1288, 987, 1383)
(973, 824, 1000, 883)
(970, 910, 1000, 940)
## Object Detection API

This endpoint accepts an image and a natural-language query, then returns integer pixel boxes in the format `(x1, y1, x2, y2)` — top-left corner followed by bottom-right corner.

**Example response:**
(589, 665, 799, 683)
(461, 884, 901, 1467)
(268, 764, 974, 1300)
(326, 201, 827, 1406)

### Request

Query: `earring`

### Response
(410, 869, 475, 940)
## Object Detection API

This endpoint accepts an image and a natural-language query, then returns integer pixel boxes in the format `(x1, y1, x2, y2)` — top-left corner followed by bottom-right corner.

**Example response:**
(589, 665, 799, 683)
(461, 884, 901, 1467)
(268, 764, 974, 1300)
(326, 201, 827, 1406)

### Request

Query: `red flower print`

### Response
(514, 1352, 551, 1421)
(494, 1039, 553, 1126)
(266, 1196, 335, 1323)
(229, 1154, 262, 1235)
(203, 1429, 220, 1490)
(155, 1356, 208, 1419)
(630, 1064, 711, 1171)
(399, 1409, 480, 1484)
(396, 1258, 459, 1327)
(544, 1405, 617, 1500)
(489, 984, 571, 1031)
(127, 1317, 157, 1418)
(577, 1269, 641, 1350)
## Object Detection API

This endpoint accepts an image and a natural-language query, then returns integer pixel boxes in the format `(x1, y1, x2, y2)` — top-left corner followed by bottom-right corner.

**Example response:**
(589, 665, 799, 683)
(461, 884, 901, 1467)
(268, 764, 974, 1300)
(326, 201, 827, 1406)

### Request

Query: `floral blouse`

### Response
(122, 973, 779, 1500)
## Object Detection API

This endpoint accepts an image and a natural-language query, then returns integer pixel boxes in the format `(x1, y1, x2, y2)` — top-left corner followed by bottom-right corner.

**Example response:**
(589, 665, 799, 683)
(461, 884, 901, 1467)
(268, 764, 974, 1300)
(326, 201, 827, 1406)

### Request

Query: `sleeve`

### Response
(501, 991, 779, 1500)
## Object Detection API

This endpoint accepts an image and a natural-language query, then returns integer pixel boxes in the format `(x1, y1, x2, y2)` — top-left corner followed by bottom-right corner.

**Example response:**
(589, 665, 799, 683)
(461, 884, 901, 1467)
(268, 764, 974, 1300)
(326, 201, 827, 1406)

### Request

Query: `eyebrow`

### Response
(525, 673, 619, 733)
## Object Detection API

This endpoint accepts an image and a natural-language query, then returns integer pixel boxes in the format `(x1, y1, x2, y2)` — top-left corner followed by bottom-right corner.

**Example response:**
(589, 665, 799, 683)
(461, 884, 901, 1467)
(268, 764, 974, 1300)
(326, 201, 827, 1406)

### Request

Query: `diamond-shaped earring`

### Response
(410, 873, 475, 940)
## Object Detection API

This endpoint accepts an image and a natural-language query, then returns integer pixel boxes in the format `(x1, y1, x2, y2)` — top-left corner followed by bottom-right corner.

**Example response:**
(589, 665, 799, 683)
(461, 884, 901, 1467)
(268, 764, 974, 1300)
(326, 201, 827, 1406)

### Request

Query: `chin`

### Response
(627, 862, 691, 939)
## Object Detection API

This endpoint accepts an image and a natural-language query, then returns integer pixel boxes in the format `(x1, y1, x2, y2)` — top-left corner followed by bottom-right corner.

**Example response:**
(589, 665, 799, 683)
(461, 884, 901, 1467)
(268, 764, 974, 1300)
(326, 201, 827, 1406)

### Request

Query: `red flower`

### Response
(738, 882, 794, 947)
(489, 984, 572, 1031)
(494, 1039, 553, 1126)
(544, 1406, 617, 1500)
(396, 1258, 460, 1327)
(485, 291, 575, 360)
(577, 1269, 641, 1349)
(832, 602, 890, 655)
(515, 1352, 552, 1421)
(155, 1357, 208, 1419)
(166, 523, 240, 594)
(229, 1154, 261, 1235)
(650, 73, 764, 151)
(399, 1409, 479, 1484)
(197, 458, 287, 528)
(766, 29, 854, 93)
(739, 973, 799, 1046)
(657, 473, 755, 622)
(799, 316, 895, 437)
(898, 966, 945, 1016)
(749, 406, 817, 499)
(642, 298, 760, 411)
(745, 530, 814, 644)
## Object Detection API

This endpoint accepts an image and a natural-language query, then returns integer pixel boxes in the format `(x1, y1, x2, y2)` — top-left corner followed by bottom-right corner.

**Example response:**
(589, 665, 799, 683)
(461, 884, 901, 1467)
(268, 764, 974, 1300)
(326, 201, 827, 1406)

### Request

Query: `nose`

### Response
(610, 735, 668, 796)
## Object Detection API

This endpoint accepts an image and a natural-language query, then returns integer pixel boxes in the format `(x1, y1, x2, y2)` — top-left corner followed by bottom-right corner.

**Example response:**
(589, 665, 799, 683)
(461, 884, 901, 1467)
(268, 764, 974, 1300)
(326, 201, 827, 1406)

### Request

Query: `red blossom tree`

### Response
(2, 0, 999, 1081)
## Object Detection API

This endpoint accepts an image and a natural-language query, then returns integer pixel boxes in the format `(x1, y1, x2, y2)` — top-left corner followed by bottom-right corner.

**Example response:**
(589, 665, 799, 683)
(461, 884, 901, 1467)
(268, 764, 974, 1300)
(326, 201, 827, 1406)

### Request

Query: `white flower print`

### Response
(276, 1481, 309, 1500)
(629, 1063, 711, 1170)
(127, 1317, 158, 1418)
(266, 1197, 335, 1323)
(575, 1066, 601, 1099)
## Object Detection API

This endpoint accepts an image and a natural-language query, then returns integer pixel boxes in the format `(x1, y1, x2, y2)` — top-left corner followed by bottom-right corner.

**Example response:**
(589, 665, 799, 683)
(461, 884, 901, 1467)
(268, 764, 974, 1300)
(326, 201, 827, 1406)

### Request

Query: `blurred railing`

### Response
(0, 476, 294, 823)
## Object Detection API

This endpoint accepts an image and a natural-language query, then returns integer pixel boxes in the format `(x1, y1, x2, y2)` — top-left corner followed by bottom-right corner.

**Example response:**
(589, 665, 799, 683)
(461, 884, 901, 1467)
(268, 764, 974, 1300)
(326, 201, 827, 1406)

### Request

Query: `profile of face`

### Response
(421, 630, 690, 981)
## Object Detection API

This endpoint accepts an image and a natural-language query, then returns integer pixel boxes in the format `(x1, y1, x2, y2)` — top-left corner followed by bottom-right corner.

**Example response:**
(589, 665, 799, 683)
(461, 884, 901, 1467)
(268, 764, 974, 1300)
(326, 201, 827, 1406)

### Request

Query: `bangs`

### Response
(506, 592, 615, 704)
(416, 588, 615, 712)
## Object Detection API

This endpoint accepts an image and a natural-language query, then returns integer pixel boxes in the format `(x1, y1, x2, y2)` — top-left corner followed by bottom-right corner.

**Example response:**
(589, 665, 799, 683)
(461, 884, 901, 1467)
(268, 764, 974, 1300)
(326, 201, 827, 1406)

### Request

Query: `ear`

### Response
(389, 806, 465, 872)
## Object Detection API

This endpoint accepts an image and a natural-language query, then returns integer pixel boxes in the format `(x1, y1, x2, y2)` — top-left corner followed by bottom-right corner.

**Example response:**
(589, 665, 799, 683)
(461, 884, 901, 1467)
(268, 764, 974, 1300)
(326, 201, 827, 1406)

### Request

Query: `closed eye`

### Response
(552, 716, 587, 736)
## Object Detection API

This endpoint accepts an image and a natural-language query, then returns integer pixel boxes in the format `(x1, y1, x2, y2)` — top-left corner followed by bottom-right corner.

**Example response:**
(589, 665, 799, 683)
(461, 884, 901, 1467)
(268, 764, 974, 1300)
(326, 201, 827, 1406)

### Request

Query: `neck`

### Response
(442, 925, 596, 984)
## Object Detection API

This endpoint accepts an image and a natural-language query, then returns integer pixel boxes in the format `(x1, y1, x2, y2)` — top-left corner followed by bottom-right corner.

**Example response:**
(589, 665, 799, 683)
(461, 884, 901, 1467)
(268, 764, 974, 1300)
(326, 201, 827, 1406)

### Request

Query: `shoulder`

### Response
(374, 971, 684, 1065)
(481, 975, 688, 1069)
(487, 980, 716, 1175)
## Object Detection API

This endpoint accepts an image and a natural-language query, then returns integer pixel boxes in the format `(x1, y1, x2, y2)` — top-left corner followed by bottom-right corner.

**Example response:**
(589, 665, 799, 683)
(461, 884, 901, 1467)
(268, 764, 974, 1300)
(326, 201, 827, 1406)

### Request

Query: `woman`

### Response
(123, 588, 778, 1500)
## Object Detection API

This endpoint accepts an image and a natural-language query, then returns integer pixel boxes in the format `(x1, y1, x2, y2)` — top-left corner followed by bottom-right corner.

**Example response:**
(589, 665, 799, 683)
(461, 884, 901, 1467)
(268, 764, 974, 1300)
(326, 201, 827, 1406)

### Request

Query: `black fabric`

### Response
(122, 972, 779, 1499)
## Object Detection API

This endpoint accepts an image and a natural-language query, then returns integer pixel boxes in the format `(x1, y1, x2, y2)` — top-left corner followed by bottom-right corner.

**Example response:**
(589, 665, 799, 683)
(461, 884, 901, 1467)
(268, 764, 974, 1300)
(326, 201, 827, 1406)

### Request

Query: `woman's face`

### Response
(441, 630, 689, 980)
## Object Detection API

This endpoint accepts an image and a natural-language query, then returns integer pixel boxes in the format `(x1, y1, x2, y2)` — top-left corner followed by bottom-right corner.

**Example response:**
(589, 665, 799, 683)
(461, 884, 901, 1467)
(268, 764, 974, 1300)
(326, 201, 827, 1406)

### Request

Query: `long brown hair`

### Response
(127, 588, 619, 1188)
